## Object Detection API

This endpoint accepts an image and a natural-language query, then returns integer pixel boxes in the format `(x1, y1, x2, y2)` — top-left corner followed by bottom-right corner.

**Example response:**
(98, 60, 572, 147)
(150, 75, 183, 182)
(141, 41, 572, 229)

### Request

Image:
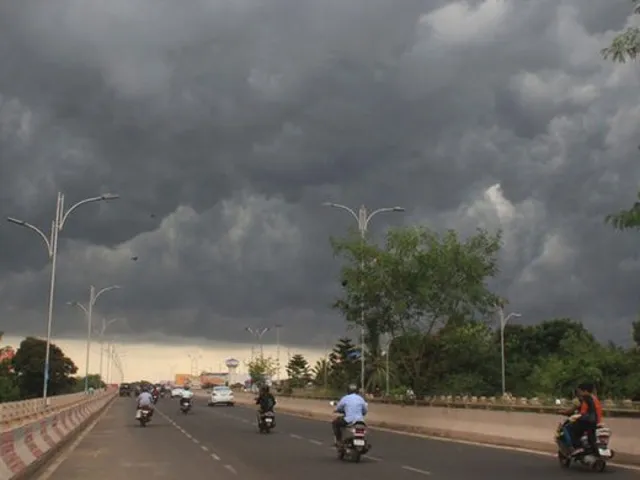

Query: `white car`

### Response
(208, 386, 234, 406)
(171, 387, 184, 398)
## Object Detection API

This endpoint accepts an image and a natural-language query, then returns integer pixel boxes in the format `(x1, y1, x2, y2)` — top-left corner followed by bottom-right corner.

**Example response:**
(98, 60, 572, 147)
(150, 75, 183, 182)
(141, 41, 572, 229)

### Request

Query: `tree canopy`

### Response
(602, 1, 640, 230)
(11, 337, 78, 399)
(246, 356, 277, 385)
(285, 354, 311, 388)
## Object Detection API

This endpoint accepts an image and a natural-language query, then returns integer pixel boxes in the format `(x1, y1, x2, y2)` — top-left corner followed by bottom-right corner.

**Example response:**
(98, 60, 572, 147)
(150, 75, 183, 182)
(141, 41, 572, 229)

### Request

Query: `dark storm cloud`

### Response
(1, 0, 639, 346)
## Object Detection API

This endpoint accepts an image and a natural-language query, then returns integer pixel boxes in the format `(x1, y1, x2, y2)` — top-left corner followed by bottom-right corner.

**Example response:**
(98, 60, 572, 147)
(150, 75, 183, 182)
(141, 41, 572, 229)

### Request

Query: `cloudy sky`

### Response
(2, 0, 640, 378)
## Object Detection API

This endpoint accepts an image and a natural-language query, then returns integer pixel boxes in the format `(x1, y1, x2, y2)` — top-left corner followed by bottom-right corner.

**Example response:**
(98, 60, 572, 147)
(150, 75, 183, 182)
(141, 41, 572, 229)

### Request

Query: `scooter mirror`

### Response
(329, 401, 336, 406)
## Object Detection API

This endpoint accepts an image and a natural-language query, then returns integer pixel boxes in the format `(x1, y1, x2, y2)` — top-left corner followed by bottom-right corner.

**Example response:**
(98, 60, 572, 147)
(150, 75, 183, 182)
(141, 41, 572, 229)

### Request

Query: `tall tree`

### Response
(632, 318, 640, 347)
(328, 337, 359, 390)
(12, 337, 77, 398)
(246, 356, 277, 385)
(602, 1, 640, 230)
(286, 354, 311, 388)
(332, 226, 502, 392)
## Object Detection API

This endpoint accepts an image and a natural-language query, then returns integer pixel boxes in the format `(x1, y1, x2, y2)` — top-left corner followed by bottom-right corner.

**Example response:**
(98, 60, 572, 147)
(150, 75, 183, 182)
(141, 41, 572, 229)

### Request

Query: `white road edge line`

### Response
(402, 465, 431, 475)
(308, 439, 322, 445)
(37, 399, 116, 480)
(224, 464, 237, 474)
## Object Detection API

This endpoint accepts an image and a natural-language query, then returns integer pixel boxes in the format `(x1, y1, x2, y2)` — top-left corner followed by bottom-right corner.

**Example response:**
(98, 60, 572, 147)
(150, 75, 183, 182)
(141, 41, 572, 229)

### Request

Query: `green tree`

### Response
(0, 359, 19, 402)
(286, 354, 311, 388)
(312, 358, 331, 388)
(72, 374, 105, 392)
(12, 337, 77, 398)
(246, 356, 277, 385)
(601, 0, 640, 64)
(602, 1, 640, 230)
(332, 226, 502, 392)
(328, 337, 359, 390)
(632, 318, 640, 347)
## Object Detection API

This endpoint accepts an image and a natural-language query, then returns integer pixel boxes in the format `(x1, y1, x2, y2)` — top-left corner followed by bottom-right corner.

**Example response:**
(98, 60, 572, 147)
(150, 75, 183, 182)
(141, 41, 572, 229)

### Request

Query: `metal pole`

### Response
(322, 202, 404, 394)
(84, 286, 95, 392)
(98, 332, 105, 382)
(275, 324, 281, 381)
(499, 309, 521, 396)
(385, 349, 390, 397)
(43, 194, 61, 404)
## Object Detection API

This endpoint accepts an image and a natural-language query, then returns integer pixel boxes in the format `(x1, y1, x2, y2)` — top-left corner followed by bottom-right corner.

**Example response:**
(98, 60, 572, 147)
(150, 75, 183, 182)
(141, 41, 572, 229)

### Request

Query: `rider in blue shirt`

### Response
(332, 384, 368, 445)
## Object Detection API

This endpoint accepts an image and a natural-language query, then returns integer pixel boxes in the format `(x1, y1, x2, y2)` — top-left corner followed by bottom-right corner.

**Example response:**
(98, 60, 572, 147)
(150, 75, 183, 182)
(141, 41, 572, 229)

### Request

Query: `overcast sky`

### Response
(2, 0, 640, 350)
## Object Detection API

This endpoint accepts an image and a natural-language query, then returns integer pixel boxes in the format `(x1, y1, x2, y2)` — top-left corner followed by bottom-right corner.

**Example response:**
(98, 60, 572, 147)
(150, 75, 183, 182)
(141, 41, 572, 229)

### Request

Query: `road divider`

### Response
(0, 388, 117, 480)
(226, 391, 640, 466)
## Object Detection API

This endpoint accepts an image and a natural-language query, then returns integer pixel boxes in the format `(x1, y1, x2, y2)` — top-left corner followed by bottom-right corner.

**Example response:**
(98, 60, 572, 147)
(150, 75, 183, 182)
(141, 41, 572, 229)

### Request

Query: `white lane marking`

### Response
(36, 399, 116, 479)
(156, 409, 229, 469)
(290, 433, 303, 439)
(308, 439, 323, 446)
(402, 465, 431, 475)
(367, 455, 382, 461)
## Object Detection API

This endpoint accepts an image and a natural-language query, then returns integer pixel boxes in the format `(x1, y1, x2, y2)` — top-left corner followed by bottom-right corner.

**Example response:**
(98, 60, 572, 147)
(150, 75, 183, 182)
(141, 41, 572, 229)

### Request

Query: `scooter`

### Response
(555, 417, 613, 472)
(180, 397, 192, 414)
(135, 406, 152, 427)
(258, 411, 276, 433)
(329, 401, 371, 463)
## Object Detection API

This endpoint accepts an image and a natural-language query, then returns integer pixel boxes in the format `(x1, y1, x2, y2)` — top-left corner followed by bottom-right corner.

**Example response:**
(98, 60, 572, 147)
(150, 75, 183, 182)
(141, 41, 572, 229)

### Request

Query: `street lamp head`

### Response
(100, 193, 119, 201)
(321, 202, 336, 207)
(392, 206, 405, 212)
(6, 217, 26, 226)
(513, 313, 522, 318)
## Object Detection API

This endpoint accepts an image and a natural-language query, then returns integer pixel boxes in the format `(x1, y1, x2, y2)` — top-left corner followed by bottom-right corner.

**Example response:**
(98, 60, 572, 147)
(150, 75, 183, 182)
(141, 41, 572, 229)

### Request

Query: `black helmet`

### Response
(347, 383, 358, 394)
(261, 385, 270, 394)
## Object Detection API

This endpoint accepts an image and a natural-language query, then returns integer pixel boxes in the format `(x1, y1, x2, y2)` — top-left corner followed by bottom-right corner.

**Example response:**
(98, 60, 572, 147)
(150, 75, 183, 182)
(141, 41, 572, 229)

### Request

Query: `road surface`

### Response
(39, 397, 638, 479)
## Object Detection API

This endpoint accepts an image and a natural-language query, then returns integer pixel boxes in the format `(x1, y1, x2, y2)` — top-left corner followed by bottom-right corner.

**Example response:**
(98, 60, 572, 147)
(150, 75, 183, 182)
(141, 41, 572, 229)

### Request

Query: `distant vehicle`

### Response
(171, 387, 184, 398)
(208, 386, 235, 406)
(119, 383, 131, 397)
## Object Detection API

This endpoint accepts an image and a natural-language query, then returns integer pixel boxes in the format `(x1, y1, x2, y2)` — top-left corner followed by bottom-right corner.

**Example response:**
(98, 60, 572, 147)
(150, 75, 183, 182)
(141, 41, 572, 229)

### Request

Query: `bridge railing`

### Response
(0, 388, 112, 430)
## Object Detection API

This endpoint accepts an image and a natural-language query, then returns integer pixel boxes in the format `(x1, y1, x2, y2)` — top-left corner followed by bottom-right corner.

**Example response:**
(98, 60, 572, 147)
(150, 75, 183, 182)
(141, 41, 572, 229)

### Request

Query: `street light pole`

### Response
(499, 308, 521, 396)
(7, 192, 119, 405)
(323, 202, 404, 393)
(97, 318, 123, 382)
(69, 284, 121, 392)
(245, 327, 270, 359)
(382, 334, 393, 397)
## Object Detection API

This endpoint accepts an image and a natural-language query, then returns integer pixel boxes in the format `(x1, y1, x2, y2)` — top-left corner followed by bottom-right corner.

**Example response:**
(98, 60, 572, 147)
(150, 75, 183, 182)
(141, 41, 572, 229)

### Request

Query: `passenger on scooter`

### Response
(567, 383, 601, 456)
(136, 386, 155, 418)
(255, 385, 276, 423)
(332, 383, 368, 446)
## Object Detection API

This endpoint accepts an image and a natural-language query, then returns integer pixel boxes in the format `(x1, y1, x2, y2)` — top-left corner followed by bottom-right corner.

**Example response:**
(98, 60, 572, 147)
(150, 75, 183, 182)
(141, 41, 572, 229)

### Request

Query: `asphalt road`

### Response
(40, 397, 639, 479)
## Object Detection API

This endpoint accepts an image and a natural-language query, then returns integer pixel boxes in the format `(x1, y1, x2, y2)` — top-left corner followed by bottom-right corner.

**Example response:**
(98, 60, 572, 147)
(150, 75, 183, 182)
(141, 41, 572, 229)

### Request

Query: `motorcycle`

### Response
(152, 392, 159, 404)
(258, 411, 276, 433)
(135, 406, 152, 427)
(555, 417, 613, 472)
(329, 401, 371, 463)
(180, 397, 192, 414)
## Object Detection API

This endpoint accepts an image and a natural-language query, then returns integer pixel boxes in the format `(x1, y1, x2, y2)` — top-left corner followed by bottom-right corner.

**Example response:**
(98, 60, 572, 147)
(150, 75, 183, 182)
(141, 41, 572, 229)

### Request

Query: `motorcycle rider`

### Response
(255, 385, 276, 424)
(151, 385, 160, 403)
(332, 383, 368, 446)
(179, 384, 194, 408)
(136, 385, 155, 419)
(567, 382, 602, 456)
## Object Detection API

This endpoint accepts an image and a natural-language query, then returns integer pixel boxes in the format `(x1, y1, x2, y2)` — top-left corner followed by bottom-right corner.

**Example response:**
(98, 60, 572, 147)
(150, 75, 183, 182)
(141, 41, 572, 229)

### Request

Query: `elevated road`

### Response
(37, 397, 639, 479)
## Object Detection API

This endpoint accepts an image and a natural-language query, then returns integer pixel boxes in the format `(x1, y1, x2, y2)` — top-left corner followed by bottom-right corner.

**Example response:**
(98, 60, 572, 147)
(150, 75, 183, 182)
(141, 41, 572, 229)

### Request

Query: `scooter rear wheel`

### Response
(592, 459, 606, 472)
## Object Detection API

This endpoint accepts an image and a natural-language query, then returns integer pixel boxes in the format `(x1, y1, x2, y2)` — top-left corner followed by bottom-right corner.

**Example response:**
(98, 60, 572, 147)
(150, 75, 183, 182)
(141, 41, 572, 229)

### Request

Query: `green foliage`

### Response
(602, 3, 640, 229)
(633, 318, 640, 347)
(12, 337, 78, 399)
(285, 354, 311, 388)
(327, 337, 360, 390)
(601, 0, 640, 63)
(71, 374, 105, 392)
(0, 359, 19, 402)
(246, 356, 277, 385)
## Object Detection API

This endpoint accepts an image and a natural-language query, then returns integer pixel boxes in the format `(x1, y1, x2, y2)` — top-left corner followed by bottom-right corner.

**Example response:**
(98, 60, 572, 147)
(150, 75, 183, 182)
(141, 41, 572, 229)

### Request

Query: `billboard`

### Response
(174, 373, 191, 386)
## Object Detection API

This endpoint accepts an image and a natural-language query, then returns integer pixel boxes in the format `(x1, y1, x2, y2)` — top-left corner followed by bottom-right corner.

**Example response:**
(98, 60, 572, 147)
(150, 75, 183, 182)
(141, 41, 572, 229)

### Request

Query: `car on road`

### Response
(208, 386, 234, 406)
(171, 387, 184, 398)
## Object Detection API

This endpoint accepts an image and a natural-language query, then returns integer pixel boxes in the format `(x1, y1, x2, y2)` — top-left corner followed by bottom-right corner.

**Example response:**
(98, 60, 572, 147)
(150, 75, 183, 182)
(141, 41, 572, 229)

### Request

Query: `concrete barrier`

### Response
(0, 389, 117, 479)
(230, 392, 640, 465)
(0, 391, 109, 431)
